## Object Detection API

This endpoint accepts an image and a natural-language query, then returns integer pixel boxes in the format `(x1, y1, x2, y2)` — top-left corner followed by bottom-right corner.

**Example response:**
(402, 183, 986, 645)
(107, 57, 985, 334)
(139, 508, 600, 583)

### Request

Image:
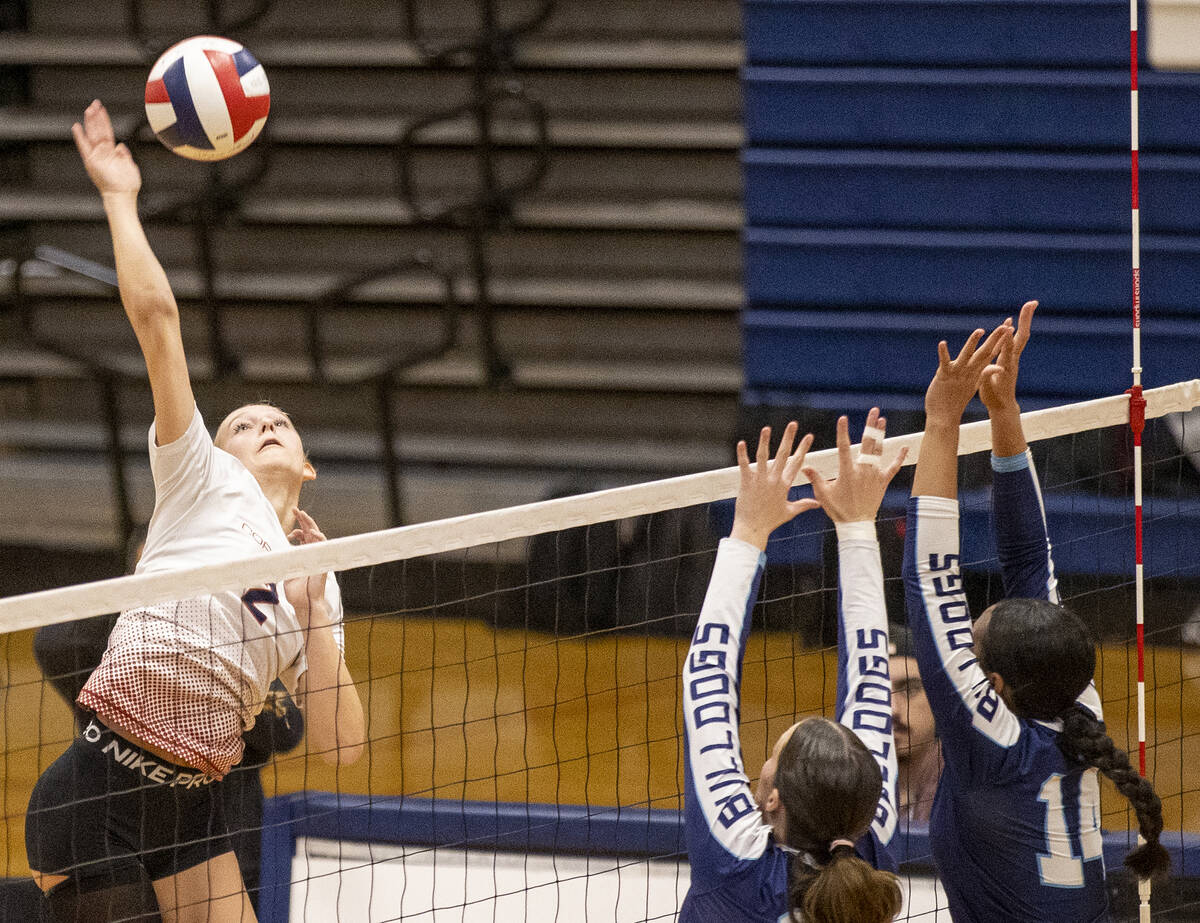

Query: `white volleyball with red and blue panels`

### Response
(145, 36, 270, 161)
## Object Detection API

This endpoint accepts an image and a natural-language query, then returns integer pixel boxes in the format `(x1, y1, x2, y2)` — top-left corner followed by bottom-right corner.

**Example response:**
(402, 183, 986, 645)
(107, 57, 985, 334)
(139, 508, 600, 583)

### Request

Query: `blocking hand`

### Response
(730, 421, 820, 551)
(980, 300, 1037, 412)
(924, 323, 1013, 426)
(803, 408, 908, 524)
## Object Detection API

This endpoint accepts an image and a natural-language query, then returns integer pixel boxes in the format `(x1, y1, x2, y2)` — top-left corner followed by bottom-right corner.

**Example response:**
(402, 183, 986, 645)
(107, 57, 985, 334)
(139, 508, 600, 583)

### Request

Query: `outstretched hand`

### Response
(729, 422, 819, 551)
(284, 508, 328, 628)
(980, 300, 1037, 412)
(72, 100, 141, 197)
(924, 323, 1013, 426)
(803, 408, 908, 524)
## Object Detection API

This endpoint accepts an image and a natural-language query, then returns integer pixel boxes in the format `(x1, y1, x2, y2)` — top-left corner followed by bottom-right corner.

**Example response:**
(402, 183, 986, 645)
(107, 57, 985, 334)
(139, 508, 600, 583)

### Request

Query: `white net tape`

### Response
(2, 379, 1197, 632)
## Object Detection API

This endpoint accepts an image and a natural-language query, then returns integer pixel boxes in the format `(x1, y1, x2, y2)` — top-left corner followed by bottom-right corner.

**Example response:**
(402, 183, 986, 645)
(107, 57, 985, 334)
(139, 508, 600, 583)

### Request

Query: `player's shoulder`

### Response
(1023, 718, 1074, 765)
(688, 841, 789, 921)
(972, 716, 1071, 784)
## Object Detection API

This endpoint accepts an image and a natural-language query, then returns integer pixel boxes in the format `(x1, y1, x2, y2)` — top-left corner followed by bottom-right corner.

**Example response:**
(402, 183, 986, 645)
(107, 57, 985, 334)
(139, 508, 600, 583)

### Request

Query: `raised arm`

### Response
(981, 301, 1057, 600)
(904, 324, 1026, 775)
(73, 100, 194, 445)
(982, 302, 1102, 718)
(683, 424, 816, 880)
(980, 303, 1034, 461)
(804, 410, 908, 862)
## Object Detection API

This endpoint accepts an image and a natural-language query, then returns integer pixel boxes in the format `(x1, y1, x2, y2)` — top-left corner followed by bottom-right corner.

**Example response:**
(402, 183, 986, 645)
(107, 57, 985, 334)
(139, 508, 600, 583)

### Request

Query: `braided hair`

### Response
(1059, 706, 1170, 879)
(977, 598, 1170, 881)
(773, 718, 902, 923)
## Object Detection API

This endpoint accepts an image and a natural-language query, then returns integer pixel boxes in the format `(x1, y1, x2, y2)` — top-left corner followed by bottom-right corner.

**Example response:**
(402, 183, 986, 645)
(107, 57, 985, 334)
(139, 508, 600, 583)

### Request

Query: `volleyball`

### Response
(144, 35, 270, 161)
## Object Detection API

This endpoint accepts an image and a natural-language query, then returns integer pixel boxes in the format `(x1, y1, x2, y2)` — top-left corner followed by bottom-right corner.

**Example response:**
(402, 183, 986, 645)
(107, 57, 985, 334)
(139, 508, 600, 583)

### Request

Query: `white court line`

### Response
(287, 837, 952, 922)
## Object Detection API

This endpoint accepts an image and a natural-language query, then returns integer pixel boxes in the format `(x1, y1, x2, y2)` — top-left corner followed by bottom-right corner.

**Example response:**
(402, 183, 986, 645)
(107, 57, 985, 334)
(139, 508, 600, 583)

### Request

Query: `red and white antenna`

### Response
(1128, 0, 1151, 919)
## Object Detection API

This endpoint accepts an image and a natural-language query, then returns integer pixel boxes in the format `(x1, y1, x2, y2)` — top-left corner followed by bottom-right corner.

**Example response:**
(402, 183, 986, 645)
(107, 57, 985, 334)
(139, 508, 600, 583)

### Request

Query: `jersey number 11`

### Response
(1037, 769, 1103, 887)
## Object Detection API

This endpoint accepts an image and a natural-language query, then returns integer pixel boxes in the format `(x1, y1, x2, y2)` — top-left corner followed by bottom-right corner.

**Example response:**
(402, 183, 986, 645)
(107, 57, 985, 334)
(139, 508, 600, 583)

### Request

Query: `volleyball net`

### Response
(2, 381, 1200, 921)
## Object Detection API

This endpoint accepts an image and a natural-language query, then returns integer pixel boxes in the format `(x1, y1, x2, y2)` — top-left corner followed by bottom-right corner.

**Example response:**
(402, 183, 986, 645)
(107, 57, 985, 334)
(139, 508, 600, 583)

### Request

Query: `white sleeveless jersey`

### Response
(79, 407, 344, 778)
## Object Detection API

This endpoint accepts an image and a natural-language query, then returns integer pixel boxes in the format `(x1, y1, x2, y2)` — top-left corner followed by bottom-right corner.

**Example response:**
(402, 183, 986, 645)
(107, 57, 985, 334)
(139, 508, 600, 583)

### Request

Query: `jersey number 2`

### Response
(1037, 770, 1102, 887)
(242, 583, 279, 625)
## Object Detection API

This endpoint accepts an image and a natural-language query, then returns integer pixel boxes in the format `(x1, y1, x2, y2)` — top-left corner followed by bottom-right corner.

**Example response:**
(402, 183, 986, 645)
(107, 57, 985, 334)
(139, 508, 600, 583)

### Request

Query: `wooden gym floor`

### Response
(3, 618, 1198, 876)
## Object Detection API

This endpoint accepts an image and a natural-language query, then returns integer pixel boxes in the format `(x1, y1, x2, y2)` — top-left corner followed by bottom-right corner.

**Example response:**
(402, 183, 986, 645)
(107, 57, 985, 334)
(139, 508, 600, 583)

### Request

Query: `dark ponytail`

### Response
(790, 844, 902, 923)
(1058, 705, 1170, 881)
(773, 719, 901, 923)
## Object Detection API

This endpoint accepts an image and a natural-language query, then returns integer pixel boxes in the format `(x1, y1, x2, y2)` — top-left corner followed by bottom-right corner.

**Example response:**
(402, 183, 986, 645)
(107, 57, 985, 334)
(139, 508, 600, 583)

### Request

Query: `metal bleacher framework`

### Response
(0, 0, 745, 552)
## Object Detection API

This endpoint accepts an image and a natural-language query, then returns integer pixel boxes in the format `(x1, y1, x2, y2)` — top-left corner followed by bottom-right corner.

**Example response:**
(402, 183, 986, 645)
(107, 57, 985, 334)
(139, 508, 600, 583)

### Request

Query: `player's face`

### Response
(216, 404, 312, 484)
(890, 655, 936, 758)
(755, 720, 802, 808)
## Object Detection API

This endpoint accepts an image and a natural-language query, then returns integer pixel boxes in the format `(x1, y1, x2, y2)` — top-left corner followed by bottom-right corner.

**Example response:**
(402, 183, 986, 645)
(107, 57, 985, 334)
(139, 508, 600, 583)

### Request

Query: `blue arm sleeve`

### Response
(683, 537, 772, 886)
(991, 452, 1103, 719)
(991, 450, 1059, 603)
(833, 529, 898, 870)
(903, 496, 1024, 783)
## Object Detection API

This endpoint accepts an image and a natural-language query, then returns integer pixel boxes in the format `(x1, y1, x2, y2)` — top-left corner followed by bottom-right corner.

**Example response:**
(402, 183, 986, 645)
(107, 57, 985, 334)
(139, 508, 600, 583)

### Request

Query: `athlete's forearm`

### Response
(683, 538, 769, 862)
(101, 190, 195, 443)
(836, 531, 897, 846)
(988, 399, 1027, 458)
(301, 609, 365, 765)
(992, 453, 1058, 601)
(911, 419, 959, 500)
(101, 191, 178, 323)
(903, 497, 1020, 750)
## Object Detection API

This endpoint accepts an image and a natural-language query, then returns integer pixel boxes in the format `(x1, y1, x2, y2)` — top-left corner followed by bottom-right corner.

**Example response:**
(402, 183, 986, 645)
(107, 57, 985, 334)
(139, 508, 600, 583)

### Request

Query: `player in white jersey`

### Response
(904, 306, 1169, 922)
(680, 413, 905, 923)
(25, 100, 365, 923)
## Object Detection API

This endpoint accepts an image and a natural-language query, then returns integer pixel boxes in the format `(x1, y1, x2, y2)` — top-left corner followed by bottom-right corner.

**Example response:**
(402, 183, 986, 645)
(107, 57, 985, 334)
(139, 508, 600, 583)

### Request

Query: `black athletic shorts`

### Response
(26, 717, 234, 882)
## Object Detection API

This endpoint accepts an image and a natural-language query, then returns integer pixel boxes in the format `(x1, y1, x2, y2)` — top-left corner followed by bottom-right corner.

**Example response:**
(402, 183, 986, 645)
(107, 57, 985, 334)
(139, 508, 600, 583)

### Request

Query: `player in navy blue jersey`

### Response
(681, 411, 907, 923)
(903, 303, 1170, 923)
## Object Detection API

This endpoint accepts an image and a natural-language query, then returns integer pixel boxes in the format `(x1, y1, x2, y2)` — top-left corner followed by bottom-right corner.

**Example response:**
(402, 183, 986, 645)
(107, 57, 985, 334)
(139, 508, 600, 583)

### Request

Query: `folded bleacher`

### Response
(741, 0, 1200, 411)
(740, 0, 1200, 578)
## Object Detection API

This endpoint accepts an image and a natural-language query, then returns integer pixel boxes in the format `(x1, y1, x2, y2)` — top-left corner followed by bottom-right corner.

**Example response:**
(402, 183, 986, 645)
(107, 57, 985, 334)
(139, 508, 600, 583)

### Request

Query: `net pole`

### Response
(1128, 2, 1151, 918)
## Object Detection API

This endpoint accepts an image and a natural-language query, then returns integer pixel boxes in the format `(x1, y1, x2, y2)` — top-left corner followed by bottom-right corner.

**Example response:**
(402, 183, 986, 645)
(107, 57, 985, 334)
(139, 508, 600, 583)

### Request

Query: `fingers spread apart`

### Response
(288, 507, 327, 545)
